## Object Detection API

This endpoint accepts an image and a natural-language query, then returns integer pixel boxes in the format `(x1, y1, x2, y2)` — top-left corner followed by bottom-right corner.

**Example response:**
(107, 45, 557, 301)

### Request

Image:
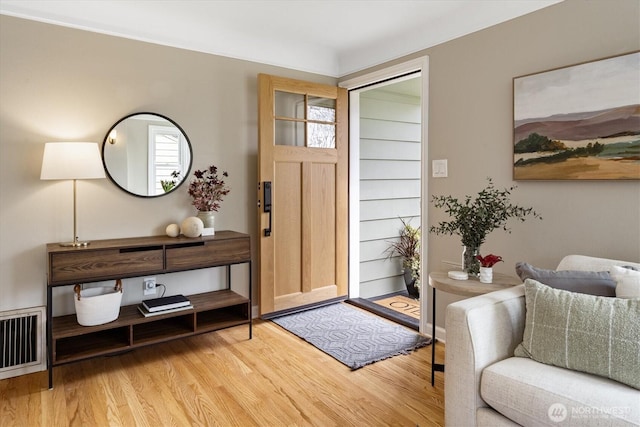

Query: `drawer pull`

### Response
(166, 242, 206, 249)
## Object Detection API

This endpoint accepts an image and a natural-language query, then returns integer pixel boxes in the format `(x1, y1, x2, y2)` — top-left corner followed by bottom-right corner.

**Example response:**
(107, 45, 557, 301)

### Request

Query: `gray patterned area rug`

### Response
(272, 303, 431, 369)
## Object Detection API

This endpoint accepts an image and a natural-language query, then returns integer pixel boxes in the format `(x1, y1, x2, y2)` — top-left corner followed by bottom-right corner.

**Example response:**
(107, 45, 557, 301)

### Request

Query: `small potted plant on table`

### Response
(476, 253, 503, 283)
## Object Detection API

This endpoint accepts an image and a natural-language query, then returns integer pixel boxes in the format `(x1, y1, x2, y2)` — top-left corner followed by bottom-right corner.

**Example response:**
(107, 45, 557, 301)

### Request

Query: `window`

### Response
(148, 125, 188, 195)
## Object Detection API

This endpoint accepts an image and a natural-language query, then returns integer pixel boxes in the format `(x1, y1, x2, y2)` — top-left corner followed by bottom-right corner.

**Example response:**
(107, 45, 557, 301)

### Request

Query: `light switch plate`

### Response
(432, 159, 448, 178)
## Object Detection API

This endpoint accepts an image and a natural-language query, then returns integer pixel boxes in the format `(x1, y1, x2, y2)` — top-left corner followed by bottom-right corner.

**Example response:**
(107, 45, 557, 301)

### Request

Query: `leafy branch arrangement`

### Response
(429, 178, 542, 248)
(188, 165, 230, 212)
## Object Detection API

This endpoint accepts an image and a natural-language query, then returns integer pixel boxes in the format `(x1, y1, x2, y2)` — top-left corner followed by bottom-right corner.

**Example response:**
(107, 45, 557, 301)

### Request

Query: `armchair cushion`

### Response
(482, 357, 640, 425)
(514, 279, 640, 390)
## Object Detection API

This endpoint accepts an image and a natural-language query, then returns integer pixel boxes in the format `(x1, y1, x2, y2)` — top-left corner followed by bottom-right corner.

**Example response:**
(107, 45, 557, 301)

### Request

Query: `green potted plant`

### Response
(387, 218, 421, 298)
(429, 178, 541, 275)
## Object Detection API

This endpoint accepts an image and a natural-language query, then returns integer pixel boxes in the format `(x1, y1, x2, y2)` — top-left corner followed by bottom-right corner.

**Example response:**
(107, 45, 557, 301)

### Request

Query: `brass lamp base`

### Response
(60, 180, 92, 248)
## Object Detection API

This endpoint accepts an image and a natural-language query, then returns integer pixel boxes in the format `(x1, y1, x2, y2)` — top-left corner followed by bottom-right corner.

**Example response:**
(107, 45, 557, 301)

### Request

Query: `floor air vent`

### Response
(0, 306, 46, 380)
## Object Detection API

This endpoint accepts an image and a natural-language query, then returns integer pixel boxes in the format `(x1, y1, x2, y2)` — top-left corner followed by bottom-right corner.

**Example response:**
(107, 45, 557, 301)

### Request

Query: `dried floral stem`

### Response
(188, 165, 230, 212)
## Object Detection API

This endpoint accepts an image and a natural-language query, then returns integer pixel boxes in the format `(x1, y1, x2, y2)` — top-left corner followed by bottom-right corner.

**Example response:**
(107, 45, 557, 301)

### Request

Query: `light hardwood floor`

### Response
(0, 319, 445, 426)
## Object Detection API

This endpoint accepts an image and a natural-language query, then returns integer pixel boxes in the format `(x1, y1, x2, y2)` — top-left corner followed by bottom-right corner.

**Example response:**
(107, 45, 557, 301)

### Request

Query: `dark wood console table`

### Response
(46, 230, 251, 389)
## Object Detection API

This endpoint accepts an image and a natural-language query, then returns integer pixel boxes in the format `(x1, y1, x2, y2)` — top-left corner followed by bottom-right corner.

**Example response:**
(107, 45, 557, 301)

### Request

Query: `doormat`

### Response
(271, 303, 430, 369)
(373, 295, 420, 320)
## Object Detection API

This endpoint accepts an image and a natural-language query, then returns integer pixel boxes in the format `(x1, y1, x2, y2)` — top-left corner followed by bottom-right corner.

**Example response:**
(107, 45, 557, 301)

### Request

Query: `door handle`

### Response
(263, 181, 272, 236)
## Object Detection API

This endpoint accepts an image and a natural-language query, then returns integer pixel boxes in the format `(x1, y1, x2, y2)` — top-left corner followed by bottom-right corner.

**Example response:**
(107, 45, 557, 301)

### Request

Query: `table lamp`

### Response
(40, 142, 106, 247)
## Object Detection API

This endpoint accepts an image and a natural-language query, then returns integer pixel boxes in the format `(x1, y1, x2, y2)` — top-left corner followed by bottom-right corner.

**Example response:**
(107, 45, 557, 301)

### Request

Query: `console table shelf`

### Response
(46, 231, 252, 389)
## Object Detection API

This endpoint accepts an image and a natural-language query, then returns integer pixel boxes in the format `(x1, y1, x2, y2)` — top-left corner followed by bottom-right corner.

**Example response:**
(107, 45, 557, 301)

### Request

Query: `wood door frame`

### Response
(339, 56, 431, 334)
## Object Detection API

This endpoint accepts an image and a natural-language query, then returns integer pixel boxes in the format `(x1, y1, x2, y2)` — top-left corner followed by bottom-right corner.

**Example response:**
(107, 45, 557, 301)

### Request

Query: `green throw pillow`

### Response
(515, 279, 640, 390)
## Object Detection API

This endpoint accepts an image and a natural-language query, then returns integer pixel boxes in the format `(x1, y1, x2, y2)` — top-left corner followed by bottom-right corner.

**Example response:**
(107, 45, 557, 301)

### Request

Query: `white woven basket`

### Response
(74, 280, 123, 326)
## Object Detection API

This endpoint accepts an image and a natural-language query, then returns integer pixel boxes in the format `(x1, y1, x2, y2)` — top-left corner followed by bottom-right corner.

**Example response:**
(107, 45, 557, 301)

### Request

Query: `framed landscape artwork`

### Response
(513, 51, 640, 180)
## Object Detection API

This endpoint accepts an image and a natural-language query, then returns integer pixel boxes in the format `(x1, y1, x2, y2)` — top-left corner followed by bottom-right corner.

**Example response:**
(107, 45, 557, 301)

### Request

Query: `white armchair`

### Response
(444, 255, 640, 427)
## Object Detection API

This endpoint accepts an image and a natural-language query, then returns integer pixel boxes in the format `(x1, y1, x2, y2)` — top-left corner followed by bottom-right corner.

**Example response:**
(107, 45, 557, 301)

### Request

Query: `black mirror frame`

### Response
(102, 112, 193, 198)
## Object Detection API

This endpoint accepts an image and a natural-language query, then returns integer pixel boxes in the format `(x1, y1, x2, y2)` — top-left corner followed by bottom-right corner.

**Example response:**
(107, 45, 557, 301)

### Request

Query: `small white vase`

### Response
(479, 267, 493, 283)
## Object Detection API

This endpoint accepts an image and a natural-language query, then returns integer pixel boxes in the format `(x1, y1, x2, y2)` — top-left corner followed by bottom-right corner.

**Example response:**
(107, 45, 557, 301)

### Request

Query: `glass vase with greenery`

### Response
(429, 178, 541, 275)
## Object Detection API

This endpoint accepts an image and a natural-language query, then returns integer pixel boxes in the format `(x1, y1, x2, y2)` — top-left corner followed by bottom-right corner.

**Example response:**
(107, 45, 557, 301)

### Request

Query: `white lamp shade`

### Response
(41, 142, 106, 180)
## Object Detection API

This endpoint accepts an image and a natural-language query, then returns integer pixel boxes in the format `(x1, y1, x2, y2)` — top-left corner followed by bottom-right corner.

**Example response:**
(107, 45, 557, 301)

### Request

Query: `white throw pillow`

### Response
(612, 266, 640, 298)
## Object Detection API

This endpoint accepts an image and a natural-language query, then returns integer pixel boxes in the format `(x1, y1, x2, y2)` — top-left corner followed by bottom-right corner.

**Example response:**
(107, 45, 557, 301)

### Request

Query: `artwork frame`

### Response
(513, 51, 640, 180)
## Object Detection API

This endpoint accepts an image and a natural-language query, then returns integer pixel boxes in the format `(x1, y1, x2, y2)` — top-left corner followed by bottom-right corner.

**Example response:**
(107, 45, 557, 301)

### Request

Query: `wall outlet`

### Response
(143, 277, 156, 296)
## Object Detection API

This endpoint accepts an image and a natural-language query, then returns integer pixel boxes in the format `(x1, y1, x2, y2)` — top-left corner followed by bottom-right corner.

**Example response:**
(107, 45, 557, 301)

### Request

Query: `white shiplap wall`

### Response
(359, 88, 421, 298)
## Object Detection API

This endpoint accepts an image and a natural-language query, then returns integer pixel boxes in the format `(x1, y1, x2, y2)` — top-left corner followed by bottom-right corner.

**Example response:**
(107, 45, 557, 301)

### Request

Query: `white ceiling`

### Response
(0, 0, 562, 77)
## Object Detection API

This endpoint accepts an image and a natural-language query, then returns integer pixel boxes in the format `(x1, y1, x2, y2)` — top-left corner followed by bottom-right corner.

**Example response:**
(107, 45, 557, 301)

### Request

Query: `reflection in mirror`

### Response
(102, 113, 192, 197)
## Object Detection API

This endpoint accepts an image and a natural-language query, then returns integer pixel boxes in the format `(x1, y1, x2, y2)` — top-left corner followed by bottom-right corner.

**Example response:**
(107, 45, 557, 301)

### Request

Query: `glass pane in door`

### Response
(308, 123, 335, 148)
(275, 119, 305, 146)
(308, 97, 336, 121)
(275, 91, 304, 119)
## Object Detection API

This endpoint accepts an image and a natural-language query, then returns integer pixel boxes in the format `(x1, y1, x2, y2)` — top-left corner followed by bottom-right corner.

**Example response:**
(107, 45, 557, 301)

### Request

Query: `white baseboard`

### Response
(424, 323, 446, 344)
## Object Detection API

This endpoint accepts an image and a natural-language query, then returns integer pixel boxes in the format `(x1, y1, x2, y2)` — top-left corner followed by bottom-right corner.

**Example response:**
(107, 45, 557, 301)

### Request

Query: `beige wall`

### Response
(1, 0, 639, 324)
(0, 15, 334, 315)
(343, 0, 640, 328)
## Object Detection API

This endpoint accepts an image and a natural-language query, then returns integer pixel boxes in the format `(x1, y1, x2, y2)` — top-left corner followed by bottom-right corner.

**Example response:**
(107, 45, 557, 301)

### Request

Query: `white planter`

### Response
(479, 267, 493, 283)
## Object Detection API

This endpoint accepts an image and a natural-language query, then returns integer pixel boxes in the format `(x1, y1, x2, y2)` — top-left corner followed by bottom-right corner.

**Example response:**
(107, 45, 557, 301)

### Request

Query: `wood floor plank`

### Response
(0, 319, 445, 426)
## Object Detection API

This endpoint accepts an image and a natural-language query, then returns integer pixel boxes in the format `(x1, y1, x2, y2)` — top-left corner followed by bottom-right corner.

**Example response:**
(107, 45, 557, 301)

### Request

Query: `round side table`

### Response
(428, 271, 521, 386)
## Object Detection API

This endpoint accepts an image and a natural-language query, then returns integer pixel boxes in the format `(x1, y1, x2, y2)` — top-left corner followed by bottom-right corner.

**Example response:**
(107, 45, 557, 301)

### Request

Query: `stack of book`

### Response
(138, 294, 193, 317)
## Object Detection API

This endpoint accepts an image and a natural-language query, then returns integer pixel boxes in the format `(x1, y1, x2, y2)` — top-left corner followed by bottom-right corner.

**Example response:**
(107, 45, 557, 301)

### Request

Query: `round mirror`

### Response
(102, 113, 192, 197)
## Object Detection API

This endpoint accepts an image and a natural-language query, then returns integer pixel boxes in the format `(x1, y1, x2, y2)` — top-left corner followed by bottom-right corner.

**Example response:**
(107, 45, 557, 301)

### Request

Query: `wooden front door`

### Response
(258, 74, 348, 316)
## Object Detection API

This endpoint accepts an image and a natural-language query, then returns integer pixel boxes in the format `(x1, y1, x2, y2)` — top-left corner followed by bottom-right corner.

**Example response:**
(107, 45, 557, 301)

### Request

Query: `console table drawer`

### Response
(166, 237, 250, 271)
(50, 248, 164, 284)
